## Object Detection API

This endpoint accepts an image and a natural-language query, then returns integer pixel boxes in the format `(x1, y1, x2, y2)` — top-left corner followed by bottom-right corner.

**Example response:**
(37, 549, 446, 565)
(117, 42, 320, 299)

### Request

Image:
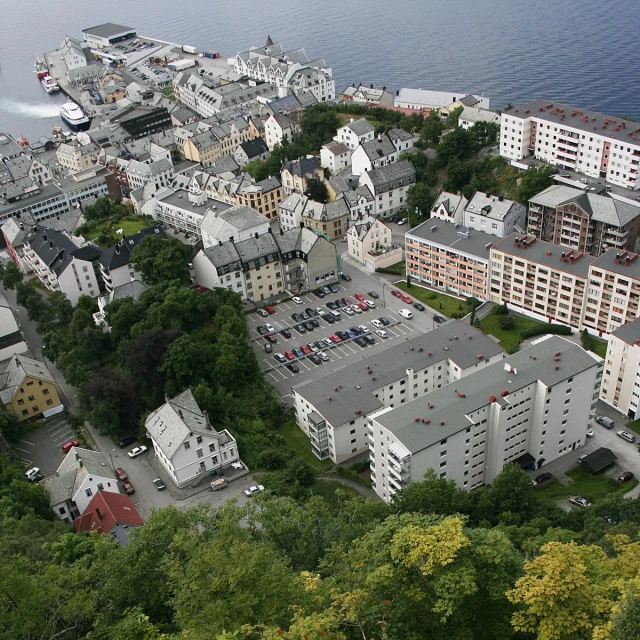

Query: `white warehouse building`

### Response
(369, 336, 602, 503)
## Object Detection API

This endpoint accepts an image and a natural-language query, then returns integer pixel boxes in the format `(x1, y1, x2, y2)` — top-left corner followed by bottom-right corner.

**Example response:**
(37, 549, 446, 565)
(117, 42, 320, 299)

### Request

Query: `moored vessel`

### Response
(41, 75, 59, 93)
(59, 101, 91, 132)
(34, 55, 48, 79)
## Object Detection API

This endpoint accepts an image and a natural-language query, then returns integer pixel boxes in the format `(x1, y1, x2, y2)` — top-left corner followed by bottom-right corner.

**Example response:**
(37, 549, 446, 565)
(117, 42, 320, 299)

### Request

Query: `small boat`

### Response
(34, 55, 49, 79)
(41, 75, 59, 93)
(17, 135, 30, 147)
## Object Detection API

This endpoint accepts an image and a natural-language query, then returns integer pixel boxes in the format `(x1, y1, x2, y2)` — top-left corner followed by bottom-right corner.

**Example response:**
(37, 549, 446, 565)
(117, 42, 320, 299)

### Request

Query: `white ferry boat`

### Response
(59, 101, 90, 131)
(41, 75, 59, 93)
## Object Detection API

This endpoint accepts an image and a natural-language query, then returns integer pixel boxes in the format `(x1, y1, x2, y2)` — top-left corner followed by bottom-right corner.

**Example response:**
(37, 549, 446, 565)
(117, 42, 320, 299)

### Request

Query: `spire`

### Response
(265, 34, 274, 47)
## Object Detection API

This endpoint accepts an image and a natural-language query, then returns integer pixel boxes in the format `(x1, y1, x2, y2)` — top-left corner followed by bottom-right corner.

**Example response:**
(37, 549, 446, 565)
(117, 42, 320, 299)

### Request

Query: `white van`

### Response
(399, 308, 413, 319)
(330, 310, 341, 320)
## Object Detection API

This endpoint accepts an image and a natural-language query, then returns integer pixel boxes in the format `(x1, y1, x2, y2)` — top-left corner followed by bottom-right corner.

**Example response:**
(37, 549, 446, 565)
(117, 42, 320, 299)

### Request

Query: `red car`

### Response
(400, 293, 413, 304)
(354, 292, 366, 301)
(391, 290, 401, 298)
(329, 334, 342, 343)
(341, 297, 351, 305)
(62, 439, 79, 454)
(284, 350, 296, 360)
(300, 344, 312, 355)
(115, 467, 128, 482)
(197, 286, 207, 293)
(357, 301, 368, 311)
(265, 305, 275, 314)
(122, 480, 135, 495)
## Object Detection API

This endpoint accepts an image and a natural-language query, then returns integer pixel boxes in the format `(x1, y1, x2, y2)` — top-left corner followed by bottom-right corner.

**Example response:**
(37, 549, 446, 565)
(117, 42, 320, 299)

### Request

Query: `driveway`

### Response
(15, 415, 76, 478)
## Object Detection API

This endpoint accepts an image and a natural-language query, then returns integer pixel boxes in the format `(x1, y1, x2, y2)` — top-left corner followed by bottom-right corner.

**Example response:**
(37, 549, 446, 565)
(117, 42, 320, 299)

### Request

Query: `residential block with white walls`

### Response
(293, 321, 505, 463)
(500, 100, 640, 191)
(369, 336, 602, 503)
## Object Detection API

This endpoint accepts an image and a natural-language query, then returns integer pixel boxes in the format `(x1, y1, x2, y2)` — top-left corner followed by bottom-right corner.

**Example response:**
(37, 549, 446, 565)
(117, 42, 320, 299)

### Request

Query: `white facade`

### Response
(430, 191, 468, 224)
(358, 160, 416, 218)
(370, 337, 601, 503)
(500, 100, 640, 191)
(351, 134, 399, 177)
(458, 107, 500, 130)
(333, 119, 375, 151)
(347, 217, 401, 269)
(278, 193, 308, 232)
(125, 158, 175, 192)
(199, 204, 270, 249)
(463, 192, 526, 238)
(264, 113, 299, 151)
(395, 88, 490, 111)
(145, 390, 241, 488)
(55, 255, 103, 304)
(293, 321, 506, 463)
(320, 142, 352, 173)
(152, 189, 225, 239)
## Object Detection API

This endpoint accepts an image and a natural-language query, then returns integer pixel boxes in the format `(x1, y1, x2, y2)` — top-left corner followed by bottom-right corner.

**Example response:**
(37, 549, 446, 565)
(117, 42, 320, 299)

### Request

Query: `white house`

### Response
(464, 192, 526, 238)
(358, 160, 416, 218)
(145, 390, 241, 488)
(333, 118, 375, 151)
(125, 158, 175, 192)
(45, 447, 120, 523)
(430, 191, 468, 224)
(278, 193, 321, 232)
(458, 107, 500, 130)
(395, 88, 490, 111)
(320, 142, 352, 173)
(264, 112, 300, 151)
(199, 204, 270, 249)
(93, 279, 148, 330)
(342, 185, 375, 222)
(351, 132, 399, 176)
(347, 216, 402, 271)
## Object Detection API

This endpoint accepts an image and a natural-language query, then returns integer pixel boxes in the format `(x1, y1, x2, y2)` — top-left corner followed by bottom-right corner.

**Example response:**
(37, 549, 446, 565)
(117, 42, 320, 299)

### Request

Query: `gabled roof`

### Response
(359, 134, 396, 161)
(361, 160, 415, 192)
(99, 226, 166, 270)
(238, 137, 269, 160)
(74, 490, 144, 538)
(0, 354, 55, 405)
(282, 156, 321, 177)
(610, 317, 640, 347)
(342, 118, 374, 137)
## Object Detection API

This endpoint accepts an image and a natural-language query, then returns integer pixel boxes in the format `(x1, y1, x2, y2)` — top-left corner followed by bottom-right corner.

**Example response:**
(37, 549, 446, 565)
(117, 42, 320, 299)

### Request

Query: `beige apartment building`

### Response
(490, 234, 589, 328)
(582, 250, 640, 336)
(234, 176, 283, 220)
(599, 319, 640, 419)
(405, 219, 493, 301)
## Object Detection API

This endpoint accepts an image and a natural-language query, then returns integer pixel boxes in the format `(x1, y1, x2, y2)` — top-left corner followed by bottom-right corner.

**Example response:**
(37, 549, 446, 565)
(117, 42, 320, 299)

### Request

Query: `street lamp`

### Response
(109, 448, 116, 471)
(382, 282, 386, 308)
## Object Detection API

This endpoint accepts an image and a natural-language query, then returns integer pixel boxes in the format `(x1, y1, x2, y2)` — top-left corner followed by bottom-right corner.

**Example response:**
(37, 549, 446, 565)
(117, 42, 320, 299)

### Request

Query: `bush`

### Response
(581, 328, 594, 351)
(520, 323, 573, 339)
(495, 304, 509, 315)
(499, 314, 515, 330)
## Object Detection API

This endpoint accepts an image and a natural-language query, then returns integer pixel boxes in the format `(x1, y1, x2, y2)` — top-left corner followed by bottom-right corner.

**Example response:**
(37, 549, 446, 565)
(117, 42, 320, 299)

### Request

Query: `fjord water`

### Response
(1, 0, 638, 139)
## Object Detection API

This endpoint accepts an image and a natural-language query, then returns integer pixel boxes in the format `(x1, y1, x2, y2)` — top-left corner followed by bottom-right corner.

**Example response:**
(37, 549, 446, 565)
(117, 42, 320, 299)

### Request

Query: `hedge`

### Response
(520, 323, 573, 339)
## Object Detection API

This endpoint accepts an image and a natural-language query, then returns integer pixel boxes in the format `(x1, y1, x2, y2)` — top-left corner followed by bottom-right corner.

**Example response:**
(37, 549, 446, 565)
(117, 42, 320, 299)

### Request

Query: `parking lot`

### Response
(15, 414, 76, 478)
(247, 269, 442, 399)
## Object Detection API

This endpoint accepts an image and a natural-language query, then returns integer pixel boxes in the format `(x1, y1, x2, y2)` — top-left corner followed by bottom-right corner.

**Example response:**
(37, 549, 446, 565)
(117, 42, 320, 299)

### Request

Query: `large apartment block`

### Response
(405, 219, 493, 301)
(527, 185, 640, 256)
(599, 319, 640, 419)
(500, 100, 640, 191)
(293, 321, 505, 463)
(489, 234, 589, 328)
(369, 336, 602, 503)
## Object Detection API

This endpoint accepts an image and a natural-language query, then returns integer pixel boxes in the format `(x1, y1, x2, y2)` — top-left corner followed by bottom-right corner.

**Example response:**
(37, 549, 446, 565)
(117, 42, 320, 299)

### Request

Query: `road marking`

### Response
(15, 447, 31, 454)
(17, 439, 36, 446)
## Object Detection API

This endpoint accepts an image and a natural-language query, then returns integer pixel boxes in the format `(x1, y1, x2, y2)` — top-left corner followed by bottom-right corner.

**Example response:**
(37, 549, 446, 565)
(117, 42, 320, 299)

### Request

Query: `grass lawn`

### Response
(626, 419, 640, 436)
(480, 310, 550, 354)
(590, 337, 608, 359)
(395, 281, 466, 317)
(309, 479, 359, 507)
(278, 418, 333, 472)
(536, 465, 637, 503)
(376, 261, 405, 275)
(84, 217, 149, 245)
(336, 112, 385, 131)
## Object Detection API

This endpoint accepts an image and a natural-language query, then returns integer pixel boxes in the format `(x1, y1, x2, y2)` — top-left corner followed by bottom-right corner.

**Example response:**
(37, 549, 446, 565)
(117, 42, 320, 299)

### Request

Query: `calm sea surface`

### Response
(1, 0, 638, 140)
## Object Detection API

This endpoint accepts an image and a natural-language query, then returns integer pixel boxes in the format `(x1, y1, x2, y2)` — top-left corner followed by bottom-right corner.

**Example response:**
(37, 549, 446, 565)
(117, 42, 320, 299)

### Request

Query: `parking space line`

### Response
(17, 439, 36, 446)
(15, 446, 31, 454)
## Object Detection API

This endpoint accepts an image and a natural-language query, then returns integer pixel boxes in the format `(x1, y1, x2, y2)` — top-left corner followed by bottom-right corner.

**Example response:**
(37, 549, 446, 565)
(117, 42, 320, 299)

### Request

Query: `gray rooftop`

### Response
(361, 135, 396, 161)
(491, 233, 594, 278)
(235, 232, 279, 263)
(377, 336, 598, 454)
(610, 317, 640, 347)
(82, 23, 135, 38)
(158, 189, 232, 216)
(218, 205, 268, 231)
(465, 191, 520, 221)
(0, 354, 55, 405)
(363, 160, 415, 191)
(294, 321, 504, 428)
(344, 118, 375, 137)
(529, 185, 640, 228)
(591, 248, 640, 281)
(505, 99, 640, 146)
(407, 219, 494, 262)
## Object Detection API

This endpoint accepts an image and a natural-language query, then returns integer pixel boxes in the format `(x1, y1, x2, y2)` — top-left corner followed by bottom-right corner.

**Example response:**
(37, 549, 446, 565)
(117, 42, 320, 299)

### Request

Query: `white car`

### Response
(617, 430, 636, 443)
(265, 323, 275, 333)
(397, 218, 408, 225)
(351, 304, 362, 314)
(343, 306, 354, 315)
(257, 309, 268, 317)
(318, 351, 330, 362)
(128, 445, 148, 458)
(244, 484, 266, 497)
(358, 324, 371, 334)
(376, 329, 388, 339)
(371, 319, 383, 329)
(569, 496, 591, 508)
(292, 296, 303, 305)
(586, 429, 594, 438)
(323, 338, 334, 347)
(25, 467, 41, 481)
(365, 300, 376, 309)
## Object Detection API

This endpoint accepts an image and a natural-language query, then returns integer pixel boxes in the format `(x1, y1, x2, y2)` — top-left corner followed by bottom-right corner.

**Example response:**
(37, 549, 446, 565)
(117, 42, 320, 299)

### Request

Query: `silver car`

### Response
(617, 430, 636, 443)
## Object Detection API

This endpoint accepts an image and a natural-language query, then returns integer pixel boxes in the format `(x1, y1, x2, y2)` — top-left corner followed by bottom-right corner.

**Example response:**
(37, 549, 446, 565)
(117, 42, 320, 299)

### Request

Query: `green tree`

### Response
(130, 235, 191, 286)
(516, 165, 554, 205)
(609, 594, 640, 640)
(581, 328, 594, 351)
(0, 261, 23, 289)
(0, 409, 24, 443)
(392, 470, 472, 517)
(406, 182, 433, 217)
(300, 104, 341, 152)
(420, 111, 444, 145)
(445, 105, 464, 129)
(304, 177, 329, 203)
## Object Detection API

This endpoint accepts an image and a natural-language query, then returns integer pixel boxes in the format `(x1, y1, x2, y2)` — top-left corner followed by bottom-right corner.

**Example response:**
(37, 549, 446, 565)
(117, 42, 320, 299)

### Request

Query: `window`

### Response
(197, 448, 203, 459)
(184, 442, 191, 451)
(85, 488, 93, 497)
(196, 436, 203, 444)
(97, 483, 104, 490)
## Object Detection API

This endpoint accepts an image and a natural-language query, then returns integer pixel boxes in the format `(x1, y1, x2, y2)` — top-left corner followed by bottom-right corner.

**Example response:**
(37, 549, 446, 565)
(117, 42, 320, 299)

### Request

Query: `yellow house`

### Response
(0, 354, 62, 421)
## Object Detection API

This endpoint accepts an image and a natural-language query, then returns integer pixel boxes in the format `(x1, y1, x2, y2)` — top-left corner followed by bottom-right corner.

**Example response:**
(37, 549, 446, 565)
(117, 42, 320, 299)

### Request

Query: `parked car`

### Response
(376, 329, 388, 339)
(310, 318, 320, 328)
(326, 301, 336, 310)
(329, 285, 339, 293)
(323, 338, 334, 347)
(535, 472, 553, 484)
(295, 324, 307, 334)
(293, 347, 304, 358)
(586, 428, 594, 438)
(371, 319, 383, 329)
(364, 334, 376, 345)
(433, 315, 446, 324)
(341, 273, 352, 281)
(285, 350, 296, 360)
(280, 328, 292, 339)
(257, 325, 268, 335)
(343, 306, 354, 315)
(365, 299, 376, 309)
(578, 453, 589, 464)
(399, 308, 413, 319)
(119, 436, 136, 448)
(357, 301, 368, 311)
(351, 304, 363, 314)
(337, 331, 350, 341)
(292, 312, 302, 322)
(292, 296, 303, 304)
(368, 291, 380, 299)
(329, 334, 341, 343)
(413, 302, 426, 311)
(122, 480, 135, 495)
(318, 351, 330, 361)
(300, 344, 312, 355)
(25, 467, 41, 482)
(286, 363, 300, 373)
(400, 293, 413, 304)
(308, 354, 321, 365)
(355, 336, 368, 347)
(391, 289, 401, 298)
(347, 330, 358, 340)
(315, 290, 325, 298)
(306, 308, 317, 317)
(304, 321, 315, 331)
(397, 218, 408, 225)
(274, 353, 287, 363)
(314, 340, 325, 350)
(264, 343, 272, 353)
(617, 430, 636, 443)
(265, 334, 277, 343)
(618, 471, 634, 483)
(325, 314, 335, 324)
(264, 305, 275, 314)
(358, 324, 371, 334)
(244, 485, 266, 497)
(354, 292, 366, 301)
(128, 445, 148, 458)
(153, 478, 166, 490)
(569, 496, 591, 508)
(257, 308, 269, 317)
(595, 416, 615, 429)
(62, 439, 79, 453)
(559, 172, 571, 178)
(265, 323, 275, 333)
(321, 286, 331, 294)
(379, 316, 391, 326)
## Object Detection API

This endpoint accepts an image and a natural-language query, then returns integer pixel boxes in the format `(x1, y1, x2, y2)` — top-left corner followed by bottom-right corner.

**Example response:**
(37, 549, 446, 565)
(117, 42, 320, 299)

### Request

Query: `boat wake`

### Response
(0, 98, 61, 118)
